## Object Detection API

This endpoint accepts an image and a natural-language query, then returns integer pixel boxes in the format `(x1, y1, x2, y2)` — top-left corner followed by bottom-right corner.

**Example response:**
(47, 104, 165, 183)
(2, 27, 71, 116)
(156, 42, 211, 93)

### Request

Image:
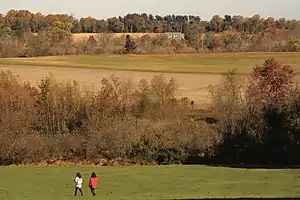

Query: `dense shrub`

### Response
(2, 58, 300, 166)
(211, 58, 300, 165)
(0, 71, 217, 165)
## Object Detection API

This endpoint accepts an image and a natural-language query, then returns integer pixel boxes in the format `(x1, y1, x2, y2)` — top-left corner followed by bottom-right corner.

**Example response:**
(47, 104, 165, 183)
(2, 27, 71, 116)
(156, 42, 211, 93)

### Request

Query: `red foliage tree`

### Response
(247, 58, 295, 104)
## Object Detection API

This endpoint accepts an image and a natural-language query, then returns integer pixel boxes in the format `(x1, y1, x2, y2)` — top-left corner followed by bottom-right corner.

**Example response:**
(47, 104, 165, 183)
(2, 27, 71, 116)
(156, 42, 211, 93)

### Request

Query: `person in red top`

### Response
(89, 172, 98, 196)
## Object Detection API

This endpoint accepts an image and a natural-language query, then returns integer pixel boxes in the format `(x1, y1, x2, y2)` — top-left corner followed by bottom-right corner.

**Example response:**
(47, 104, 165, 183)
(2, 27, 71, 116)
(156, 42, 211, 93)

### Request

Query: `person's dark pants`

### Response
(90, 187, 96, 196)
(74, 187, 83, 196)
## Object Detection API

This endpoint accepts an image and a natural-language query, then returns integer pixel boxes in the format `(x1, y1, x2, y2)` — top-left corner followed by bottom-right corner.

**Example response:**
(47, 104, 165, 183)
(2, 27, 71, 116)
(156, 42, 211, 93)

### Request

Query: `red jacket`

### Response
(89, 177, 98, 188)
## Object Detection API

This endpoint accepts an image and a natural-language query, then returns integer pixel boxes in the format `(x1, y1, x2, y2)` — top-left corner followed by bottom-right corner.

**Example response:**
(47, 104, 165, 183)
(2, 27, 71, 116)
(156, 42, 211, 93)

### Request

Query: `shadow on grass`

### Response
(164, 198, 299, 200)
(184, 156, 300, 169)
(204, 164, 300, 169)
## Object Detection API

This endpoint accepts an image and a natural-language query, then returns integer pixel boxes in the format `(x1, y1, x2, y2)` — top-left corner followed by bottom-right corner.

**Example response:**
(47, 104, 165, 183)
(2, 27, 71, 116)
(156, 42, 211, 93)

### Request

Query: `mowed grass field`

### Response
(1, 165, 299, 200)
(1, 52, 300, 103)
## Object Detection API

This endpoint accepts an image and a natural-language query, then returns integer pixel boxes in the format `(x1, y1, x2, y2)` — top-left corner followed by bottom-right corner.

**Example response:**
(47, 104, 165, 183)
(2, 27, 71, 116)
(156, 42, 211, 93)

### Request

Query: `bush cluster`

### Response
(210, 58, 300, 165)
(1, 58, 300, 166)
(0, 72, 217, 165)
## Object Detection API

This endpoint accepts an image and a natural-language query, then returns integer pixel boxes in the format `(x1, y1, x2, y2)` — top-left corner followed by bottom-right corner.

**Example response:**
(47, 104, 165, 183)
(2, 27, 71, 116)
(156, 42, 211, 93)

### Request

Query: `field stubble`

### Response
(0, 65, 221, 103)
(1, 53, 300, 103)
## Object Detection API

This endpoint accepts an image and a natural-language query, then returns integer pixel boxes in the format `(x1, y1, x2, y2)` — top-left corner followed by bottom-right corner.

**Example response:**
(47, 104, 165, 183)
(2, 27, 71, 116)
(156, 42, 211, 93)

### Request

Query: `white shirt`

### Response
(74, 177, 83, 188)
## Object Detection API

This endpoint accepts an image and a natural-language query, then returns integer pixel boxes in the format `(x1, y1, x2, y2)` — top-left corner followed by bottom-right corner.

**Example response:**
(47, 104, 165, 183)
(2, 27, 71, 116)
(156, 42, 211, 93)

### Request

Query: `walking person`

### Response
(74, 172, 83, 196)
(89, 172, 98, 196)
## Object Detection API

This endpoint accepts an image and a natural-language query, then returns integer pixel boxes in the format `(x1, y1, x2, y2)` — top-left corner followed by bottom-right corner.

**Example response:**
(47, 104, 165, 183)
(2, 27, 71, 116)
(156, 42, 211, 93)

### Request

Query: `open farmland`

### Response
(33, 32, 166, 41)
(71, 32, 170, 41)
(1, 52, 300, 103)
(0, 165, 299, 200)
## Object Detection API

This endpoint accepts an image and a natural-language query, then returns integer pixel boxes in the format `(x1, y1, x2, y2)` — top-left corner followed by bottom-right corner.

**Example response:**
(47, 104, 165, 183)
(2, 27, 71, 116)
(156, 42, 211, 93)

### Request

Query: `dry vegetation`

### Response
(72, 33, 163, 41)
(0, 64, 220, 104)
(33, 32, 162, 41)
(1, 58, 300, 166)
(1, 24, 300, 59)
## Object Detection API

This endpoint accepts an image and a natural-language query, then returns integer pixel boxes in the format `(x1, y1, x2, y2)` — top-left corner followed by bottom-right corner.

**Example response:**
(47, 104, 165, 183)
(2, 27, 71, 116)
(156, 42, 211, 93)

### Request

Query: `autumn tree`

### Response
(52, 21, 73, 31)
(248, 58, 295, 104)
(0, 9, 300, 35)
(184, 20, 205, 50)
(213, 58, 299, 165)
(124, 34, 136, 53)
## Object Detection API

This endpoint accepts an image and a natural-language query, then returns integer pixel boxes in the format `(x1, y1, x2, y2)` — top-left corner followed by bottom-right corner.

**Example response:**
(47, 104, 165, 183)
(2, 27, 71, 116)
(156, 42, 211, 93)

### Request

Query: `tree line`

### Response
(0, 9, 300, 57)
(1, 9, 300, 36)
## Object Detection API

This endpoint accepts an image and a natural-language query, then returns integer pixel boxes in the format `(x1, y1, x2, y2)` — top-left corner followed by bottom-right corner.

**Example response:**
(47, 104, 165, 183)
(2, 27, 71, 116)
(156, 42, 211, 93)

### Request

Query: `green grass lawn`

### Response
(1, 53, 300, 74)
(1, 165, 299, 200)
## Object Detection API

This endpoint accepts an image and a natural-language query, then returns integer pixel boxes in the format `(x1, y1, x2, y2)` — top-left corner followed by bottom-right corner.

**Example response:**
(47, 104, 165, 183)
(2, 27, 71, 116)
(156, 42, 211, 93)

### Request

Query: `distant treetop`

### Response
(1, 9, 300, 35)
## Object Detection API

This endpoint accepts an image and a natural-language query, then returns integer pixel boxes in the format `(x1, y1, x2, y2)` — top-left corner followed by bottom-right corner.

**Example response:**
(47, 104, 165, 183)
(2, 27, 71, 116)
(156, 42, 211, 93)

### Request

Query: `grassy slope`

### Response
(1, 52, 300, 74)
(0, 165, 299, 200)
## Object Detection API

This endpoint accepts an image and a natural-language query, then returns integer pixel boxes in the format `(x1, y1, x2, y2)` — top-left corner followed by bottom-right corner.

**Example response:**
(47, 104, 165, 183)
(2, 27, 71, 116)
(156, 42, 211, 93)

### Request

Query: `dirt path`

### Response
(0, 65, 223, 103)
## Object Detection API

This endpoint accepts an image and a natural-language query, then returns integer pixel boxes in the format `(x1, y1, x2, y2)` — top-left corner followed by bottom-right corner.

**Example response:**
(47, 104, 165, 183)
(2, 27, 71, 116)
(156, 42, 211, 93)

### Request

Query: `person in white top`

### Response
(74, 172, 83, 196)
